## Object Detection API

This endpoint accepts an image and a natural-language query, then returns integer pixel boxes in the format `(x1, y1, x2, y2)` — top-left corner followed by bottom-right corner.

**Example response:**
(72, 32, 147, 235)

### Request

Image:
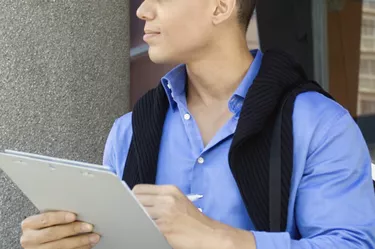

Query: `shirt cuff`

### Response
(252, 231, 291, 249)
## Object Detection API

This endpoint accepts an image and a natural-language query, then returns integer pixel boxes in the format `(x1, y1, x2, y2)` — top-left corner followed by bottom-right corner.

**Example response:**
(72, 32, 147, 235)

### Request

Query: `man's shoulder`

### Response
(293, 91, 352, 151)
(295, 90, 348, 118)
(111, 112, 133, 138)
(116, 111, 133, 125)
(294, 91, 349, 126)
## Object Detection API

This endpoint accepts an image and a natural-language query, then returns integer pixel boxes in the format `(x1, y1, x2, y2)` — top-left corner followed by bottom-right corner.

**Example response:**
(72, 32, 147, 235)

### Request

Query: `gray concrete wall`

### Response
(0, 1, 130, 248)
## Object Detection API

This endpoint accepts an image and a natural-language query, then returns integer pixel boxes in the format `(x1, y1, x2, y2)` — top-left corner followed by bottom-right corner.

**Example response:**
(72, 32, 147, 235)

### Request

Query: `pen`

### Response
(186, 194, 203, 202)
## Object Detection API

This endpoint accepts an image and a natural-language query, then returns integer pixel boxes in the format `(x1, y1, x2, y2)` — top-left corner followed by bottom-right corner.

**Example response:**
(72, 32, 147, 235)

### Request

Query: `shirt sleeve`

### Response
(103, 119, 119, 174)
(102, 112, 133, 177)
(252, 112, 375, 249)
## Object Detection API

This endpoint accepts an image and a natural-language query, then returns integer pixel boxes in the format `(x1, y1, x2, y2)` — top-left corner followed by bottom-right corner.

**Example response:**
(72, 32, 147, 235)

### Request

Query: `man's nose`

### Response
(136, 1, 155, 21)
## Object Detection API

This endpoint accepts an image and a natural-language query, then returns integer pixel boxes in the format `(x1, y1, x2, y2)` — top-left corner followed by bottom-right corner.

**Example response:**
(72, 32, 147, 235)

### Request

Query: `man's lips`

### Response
(143, 31, 161, 42)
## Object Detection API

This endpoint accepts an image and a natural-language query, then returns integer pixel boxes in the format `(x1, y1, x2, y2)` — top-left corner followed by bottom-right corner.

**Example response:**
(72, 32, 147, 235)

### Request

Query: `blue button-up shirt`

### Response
(103, 50, 375, 248)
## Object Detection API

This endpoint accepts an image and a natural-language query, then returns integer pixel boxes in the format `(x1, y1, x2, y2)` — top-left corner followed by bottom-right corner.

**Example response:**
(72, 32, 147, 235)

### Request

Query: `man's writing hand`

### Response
(133, 184, 255, 249)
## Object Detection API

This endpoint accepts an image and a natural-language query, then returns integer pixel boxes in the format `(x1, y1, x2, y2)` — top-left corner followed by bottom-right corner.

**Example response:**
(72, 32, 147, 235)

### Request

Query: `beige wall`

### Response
(358, 4, 375, 116)
(247, 15, 260, 49)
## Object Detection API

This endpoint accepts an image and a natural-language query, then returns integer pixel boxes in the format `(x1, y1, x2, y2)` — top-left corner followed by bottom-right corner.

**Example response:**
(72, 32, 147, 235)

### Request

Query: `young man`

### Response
(20, 0, 375, 248)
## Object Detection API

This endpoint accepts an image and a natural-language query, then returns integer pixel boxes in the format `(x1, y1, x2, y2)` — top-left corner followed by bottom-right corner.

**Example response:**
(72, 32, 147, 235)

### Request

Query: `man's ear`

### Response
(212, 0, 237, 26)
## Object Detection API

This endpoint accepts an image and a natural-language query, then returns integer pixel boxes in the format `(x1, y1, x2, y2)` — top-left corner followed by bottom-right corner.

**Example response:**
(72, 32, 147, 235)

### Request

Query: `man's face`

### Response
(137, 0, 215, 64)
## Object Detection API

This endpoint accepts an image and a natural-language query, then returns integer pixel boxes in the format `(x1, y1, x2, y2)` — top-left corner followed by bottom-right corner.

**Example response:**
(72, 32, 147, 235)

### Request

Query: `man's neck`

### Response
(186, 40, 253, 107)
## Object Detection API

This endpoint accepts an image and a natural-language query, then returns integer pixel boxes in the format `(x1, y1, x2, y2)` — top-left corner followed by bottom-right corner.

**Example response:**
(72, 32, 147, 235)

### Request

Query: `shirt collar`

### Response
(229, 49, 263, 116)
(161, 49, 263, 111)
(161, 64, 187, 110)
(232, 49, 263, 99)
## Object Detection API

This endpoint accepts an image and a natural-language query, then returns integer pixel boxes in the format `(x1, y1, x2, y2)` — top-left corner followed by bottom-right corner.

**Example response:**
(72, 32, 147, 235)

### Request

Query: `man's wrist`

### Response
(208, 227, 234, 249)
(209, 225, 257, 249)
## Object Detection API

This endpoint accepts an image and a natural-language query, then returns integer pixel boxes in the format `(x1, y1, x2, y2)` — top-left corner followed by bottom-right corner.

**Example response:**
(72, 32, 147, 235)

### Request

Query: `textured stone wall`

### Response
(0, 1, 130, 248)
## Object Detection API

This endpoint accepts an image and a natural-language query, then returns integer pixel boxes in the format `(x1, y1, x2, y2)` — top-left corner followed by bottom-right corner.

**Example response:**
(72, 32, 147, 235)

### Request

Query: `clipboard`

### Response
(0, 150, 172, 249)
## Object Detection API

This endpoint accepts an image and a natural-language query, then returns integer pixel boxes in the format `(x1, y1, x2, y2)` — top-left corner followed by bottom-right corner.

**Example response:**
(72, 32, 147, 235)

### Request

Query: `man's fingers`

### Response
(37, 234, 100, 249)
(133, 184, 162, 195)
(22, 221, 93, 246)
(136, 194, 176, 207)
(39, 222, 94, 244)
(20, 221, 94, 247)
(73, 246, 93, 249)
(144, 206, 164, 220)
(133, 184, 182, 196)
(136, 194, 156, 206)
(21, 212, 76, 230)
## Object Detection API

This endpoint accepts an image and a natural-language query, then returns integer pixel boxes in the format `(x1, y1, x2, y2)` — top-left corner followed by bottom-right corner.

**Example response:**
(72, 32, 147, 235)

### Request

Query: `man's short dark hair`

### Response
(237, 0, 256, 31)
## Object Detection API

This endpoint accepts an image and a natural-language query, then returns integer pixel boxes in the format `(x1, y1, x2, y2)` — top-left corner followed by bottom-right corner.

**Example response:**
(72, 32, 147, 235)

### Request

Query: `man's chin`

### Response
(148, 49, 177, 64)
(148, 55, 166, 64)
(148, 53, 169, 64)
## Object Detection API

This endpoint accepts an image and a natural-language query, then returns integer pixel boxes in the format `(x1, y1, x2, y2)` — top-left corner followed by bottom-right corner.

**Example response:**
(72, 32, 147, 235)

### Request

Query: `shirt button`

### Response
(167, 83, 172, 89)
(197, 157, 204, 164)
(184, 113, 191, 120)
(198, 208, 203, 212)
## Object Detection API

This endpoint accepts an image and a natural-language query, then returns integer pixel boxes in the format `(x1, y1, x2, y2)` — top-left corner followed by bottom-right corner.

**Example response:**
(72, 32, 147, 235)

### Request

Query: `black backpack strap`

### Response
(269, 98, 283, 232)
(269, 83, 301, 232)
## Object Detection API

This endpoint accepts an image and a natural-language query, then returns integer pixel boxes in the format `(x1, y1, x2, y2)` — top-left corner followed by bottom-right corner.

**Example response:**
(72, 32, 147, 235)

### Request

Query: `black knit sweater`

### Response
(123, 50, 333, 232)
